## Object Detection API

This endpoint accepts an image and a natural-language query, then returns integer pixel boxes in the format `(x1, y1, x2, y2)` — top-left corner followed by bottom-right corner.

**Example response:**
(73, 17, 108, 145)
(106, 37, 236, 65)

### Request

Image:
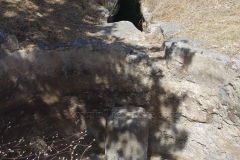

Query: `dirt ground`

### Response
(0, 0, 104, 49)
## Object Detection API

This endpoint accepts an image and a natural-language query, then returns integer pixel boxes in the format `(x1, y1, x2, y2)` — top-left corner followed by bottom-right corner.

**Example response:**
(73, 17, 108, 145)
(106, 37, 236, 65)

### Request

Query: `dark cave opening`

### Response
(108, 0, 144, 31)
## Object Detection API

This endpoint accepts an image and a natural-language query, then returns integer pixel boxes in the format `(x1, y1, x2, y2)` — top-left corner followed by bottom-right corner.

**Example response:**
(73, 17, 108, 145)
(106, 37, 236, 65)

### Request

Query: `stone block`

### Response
(106, 106, 149, 160)
(160, 22, 184, 36)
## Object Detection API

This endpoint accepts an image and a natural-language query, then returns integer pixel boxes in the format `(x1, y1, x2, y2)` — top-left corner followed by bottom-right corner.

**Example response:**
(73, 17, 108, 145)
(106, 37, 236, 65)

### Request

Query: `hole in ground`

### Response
(108, 0, 144, 31)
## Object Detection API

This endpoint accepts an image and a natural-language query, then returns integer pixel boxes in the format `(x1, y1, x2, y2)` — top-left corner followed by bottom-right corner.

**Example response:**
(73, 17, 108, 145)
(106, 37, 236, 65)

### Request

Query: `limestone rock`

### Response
(143, 22, 164, 45)
(126, 50, 149, 63)
(160, 22, 184, 36)
(106, 106, 149, 160)
(163, 41, 236, 85)
(164, 36, 207, 47)
(149, 32, 240, 159)
(97, 21, 145, 44)
(233, 54, 240, 71)
(141, 6, 152, 22)
(1, 31, 240, 160)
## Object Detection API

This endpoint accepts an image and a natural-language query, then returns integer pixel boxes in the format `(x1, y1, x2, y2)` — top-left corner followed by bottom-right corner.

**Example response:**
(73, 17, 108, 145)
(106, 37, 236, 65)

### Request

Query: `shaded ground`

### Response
(0, 0, 103, 49)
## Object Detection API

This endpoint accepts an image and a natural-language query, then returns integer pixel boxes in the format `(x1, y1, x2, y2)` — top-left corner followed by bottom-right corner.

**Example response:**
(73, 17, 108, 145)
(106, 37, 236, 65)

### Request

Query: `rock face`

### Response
(0, 40, 154, 159)
(106, 106, 149, 160)
(141, 1, 240, 160)
(97, 21, 145, 45)
(0, 37, 238, 160)
(159, 22, 184, 37)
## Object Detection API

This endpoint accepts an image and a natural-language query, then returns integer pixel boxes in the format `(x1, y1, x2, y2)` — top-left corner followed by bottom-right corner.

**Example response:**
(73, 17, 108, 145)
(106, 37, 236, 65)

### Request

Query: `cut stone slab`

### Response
(160, 22, 184, 36)
(1, 35, 19, 54)
(163, 41, 236, 86)
(164, 41, 232, 63)
(97, 21, 145, 44)
(106, 106, 149, 160)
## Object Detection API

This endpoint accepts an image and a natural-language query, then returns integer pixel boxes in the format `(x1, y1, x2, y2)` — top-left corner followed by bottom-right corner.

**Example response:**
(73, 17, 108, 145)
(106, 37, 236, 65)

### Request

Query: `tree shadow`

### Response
(0, 38, 195, 159)
(0, 0, 101, 47)
(166, 42, 195, 71)
(0, 1, 196, 159)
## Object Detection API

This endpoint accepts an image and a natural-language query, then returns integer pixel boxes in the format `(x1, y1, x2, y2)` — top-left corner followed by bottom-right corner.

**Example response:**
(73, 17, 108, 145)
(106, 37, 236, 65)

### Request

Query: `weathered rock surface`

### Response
(149, 45, 240, 159)
(141, 5, 153, 23)
(106, 106, 149, 160)
(0, 40, 154, 159)
(152, 39, 240, 160)
(143, 22, 164, 47)
(1, 35, 239, 160)
(97, 21, 145, 45)
(160, 22, 184, 37)
(234, 54, 240, 70)
(141, 1, 240, 160)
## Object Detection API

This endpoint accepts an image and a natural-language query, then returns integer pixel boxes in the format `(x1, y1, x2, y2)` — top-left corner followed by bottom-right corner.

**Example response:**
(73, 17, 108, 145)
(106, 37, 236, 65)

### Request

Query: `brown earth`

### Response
(0, 0, 104, 49)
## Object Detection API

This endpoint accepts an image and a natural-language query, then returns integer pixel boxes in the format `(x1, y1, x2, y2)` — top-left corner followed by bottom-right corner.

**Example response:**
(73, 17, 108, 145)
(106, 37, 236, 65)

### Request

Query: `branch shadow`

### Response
(0, 1, 196, 159)
(0, 0, 101, 47)
(0, 38, 195, 159)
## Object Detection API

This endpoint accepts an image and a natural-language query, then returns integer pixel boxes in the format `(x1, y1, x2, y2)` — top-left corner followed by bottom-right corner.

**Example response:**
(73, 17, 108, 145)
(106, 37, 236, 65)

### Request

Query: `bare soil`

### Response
(0, 0, 103, 49)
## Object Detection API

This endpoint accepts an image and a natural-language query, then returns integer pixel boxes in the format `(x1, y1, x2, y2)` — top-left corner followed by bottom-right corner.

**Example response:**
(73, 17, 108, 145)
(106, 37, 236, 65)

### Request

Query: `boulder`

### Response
(160, 22, 184, 37)
(105, 106, 149, 160)
(143, 22, 164, 45)
(97, 21, 145, 45)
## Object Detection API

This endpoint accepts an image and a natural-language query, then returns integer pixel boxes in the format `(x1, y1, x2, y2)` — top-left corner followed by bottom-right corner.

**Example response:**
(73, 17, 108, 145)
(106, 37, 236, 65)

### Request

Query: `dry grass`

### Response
(142, 0, 240, 57)
(0, 0, 103, 48)
(1, 0, 239, 57)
